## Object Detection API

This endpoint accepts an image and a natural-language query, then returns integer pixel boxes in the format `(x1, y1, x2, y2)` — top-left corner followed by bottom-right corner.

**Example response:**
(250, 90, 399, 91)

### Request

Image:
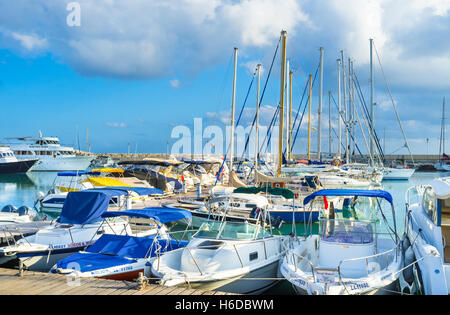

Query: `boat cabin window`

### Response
(423, 187, 438, 225)
(320, 219, 374, 245)
(195, 221, 270, 240)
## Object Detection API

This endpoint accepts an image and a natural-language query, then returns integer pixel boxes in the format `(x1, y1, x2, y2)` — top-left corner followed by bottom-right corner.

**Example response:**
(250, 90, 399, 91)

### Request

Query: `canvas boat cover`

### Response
(57, 171, 101, 177)
(55, 234, 188, 272)
(101, 207, 192, 224)
(58, 190, 128, 225)
(233, 186, 295, 199)
(89, 186, 163, 196)
(303, 189, 393, 206)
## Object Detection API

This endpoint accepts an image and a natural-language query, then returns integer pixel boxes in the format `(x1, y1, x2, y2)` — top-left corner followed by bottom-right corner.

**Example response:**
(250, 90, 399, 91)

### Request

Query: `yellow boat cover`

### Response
(84, 177, 133, 187)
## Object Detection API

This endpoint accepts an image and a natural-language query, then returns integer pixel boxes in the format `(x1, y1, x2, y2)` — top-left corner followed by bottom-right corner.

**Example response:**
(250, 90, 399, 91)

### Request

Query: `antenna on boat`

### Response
(38, 130, 42, 138)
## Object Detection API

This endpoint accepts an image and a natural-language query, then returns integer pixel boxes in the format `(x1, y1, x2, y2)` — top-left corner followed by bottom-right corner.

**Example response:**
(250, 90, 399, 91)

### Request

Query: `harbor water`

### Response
(0, 170, 447, 294)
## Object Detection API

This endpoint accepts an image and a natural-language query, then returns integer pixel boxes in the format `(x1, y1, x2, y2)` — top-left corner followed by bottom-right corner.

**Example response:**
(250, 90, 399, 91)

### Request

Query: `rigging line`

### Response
(330, 93, 363, 156)
(261, 105, 280, 153)
(216, 50, 235, 111)
(240, 38, 281, 159)
(353, 86, 381, 166)
(353, 73, 385, 159)
(213, 63, 257, 186)
(289, 65, 319, 152)
(290, 64, 321, 154)
(373, 41, 415, 166)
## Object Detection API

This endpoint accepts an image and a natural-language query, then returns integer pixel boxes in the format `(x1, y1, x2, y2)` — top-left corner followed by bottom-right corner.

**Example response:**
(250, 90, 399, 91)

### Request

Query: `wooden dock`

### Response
(0, 268, 234, 295)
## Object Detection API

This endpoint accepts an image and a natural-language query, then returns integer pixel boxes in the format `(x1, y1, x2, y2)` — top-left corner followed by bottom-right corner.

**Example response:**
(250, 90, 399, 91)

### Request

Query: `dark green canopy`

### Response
(233, 186, 295, 199)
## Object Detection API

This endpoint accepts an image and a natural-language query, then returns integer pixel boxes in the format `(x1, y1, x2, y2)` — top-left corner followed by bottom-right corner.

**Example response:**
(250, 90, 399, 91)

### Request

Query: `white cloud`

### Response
(10, 32, 47, 50)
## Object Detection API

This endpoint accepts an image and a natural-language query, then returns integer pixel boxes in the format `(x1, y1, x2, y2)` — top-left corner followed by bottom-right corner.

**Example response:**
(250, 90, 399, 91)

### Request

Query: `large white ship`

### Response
(5, 133, 95, 171)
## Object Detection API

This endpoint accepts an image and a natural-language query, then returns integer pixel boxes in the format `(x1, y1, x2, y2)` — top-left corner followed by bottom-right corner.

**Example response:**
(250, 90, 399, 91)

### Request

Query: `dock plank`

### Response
(0, 268, 234, 295)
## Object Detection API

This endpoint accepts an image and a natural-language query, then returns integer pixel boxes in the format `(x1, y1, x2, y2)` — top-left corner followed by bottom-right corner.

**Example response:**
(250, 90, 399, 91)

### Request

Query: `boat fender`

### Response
(403, 246, 416, 285)
(144, 261, 152, 278)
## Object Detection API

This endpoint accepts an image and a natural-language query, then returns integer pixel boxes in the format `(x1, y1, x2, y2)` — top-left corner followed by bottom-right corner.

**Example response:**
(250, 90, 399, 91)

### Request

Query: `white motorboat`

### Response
(401, 178, 450, 295)
(50, 208, 192, 281)
(280, 189, 403, 295)
(0, 146, 38, 173)
(0, 189, 133, 271)
(382, 166, 415, 180)
(151, 210, 289, 294)
(5, 132, 95, 171)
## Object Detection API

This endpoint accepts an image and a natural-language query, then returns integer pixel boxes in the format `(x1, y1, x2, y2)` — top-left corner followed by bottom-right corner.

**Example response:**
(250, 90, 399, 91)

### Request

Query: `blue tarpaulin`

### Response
(303, 189, 393, 206)
(58, 190, 128, 225)
(57, 171, 101, 177)
(101, 207, 192, 224)
(55, 234, 189, 272)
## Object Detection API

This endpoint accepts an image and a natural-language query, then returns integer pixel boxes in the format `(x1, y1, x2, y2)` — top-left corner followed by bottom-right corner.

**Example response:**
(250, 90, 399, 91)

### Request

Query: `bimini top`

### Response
(58, 190, 129, 225)
(303, 189, 393, 206)
(88, 186, 163, 196)
(101, 207, 192, 224)
(57, 171, 101, 177)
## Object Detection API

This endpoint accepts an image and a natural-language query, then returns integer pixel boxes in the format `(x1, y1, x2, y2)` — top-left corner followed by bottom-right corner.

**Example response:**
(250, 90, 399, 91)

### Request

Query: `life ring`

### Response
(332, 157, 342, 167)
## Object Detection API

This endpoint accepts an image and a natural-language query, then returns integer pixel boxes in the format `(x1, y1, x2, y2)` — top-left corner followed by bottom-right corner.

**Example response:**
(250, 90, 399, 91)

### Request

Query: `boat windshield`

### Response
(319, 219, 374, 245)
(195, 220, 271, 240)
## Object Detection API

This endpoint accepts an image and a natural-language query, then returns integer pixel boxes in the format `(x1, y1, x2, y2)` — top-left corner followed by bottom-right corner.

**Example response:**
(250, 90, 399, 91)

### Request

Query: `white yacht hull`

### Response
(382, 168, 415, 180)
(27, 156, 95, 171)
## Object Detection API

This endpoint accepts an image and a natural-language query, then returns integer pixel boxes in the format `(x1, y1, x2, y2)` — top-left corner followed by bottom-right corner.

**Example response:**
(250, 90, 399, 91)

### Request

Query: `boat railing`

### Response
(337, 243, 401, 288)
(289, 251, 317, 282)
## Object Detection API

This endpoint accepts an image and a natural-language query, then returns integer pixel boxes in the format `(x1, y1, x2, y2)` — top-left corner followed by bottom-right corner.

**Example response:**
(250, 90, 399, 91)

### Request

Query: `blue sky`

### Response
(0, 0, 449, 155)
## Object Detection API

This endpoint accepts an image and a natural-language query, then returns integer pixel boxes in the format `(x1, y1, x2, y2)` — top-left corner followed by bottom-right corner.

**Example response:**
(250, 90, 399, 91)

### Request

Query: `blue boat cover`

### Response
(55, 234, 189, 272)
(58, 190, 128, 225)
(57, 171, 101, 176)
(101, 207, 192, 224)
(303, 189, 393, 206)
(88, 186, 163, 196)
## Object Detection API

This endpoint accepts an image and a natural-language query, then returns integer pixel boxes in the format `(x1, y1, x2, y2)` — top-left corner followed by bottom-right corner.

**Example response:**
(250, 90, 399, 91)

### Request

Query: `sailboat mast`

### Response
(308, 74, 312, 160)
(317, 47, 324, 161)
(229, 47, 238, 177)
(289, 70, 293, 161)
(329, 91, 332, 156)
(254, 63, 261, 174)
(341, 51, 349, 163)
(337, 59, 342, 157)
(277, 30, 287, 177)
(369, 38, 375, 166)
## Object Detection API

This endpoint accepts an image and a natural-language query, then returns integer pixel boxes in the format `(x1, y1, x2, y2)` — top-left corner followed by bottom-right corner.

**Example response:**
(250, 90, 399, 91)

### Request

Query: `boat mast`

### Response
(289, 70, 293, 161)
(317, 47, 324, 161)
(369, 38, 375, 166)
(308, 74, 312, 160)
(277, 30, 287, 177)
(254, 63, 261, 174)
(351, 60, 356, 159)
(329, 91, 332, 157)
(337, 59, 342, 158)
(341, 51, 349, 163)
(229, 47, 238, 178)
(286, 60, 290, 156)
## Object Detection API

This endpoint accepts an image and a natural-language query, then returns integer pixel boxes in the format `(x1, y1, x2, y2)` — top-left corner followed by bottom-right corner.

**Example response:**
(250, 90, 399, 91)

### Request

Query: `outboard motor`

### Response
(17, 206, 38, 220)
(1, 205, 17, 213)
